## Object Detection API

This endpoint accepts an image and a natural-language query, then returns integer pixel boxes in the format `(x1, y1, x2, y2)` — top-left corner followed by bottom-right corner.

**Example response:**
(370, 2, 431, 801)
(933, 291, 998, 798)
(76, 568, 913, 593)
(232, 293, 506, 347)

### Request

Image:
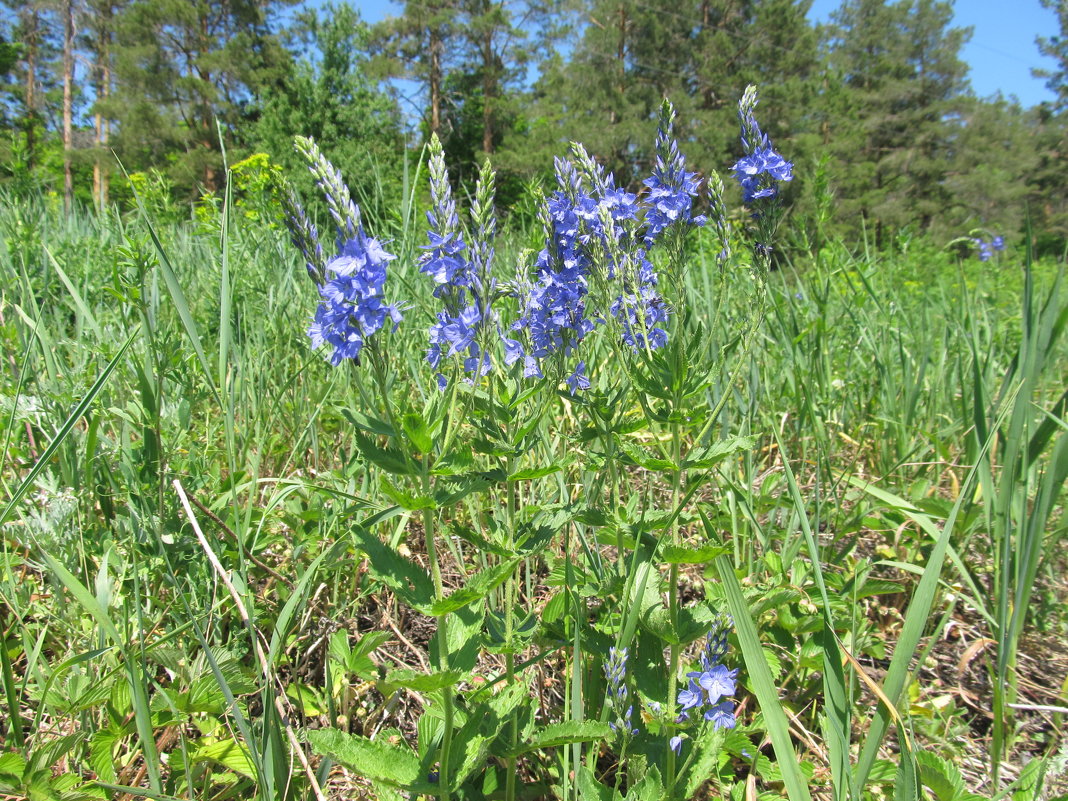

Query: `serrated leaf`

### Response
(628, 764, 664, 801)
(0, 752, 26, 778)
(507, 465, 562, 481)
(619, 440, 677, 471)
(448, 683, 526, 786)
(379, 476, 436, 511)
(503, 721, 613, 758)
(449, 523, 513, 558)
(351, 527, 434, 611)
(341, 408, 395, 436)
(401, 412, 433, 454)
(662, 544, 729, 564)
(916, 750, 964, 801)
(353, 431, 415, 475)
(430, 446, 474, 476)
(683, 436, 756, 469)
(307, 728, 423, 788)
(351, 630, 393, 660)
(427, 558, 520, 617)
(577, 766, 618, 801)
(383, 669, 464, 694)
(195, 739, 257, 780)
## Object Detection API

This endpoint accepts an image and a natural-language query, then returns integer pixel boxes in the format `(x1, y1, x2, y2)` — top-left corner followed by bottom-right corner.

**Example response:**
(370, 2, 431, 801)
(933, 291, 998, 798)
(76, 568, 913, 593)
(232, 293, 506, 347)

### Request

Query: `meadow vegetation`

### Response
(0, 81, 1066, 801)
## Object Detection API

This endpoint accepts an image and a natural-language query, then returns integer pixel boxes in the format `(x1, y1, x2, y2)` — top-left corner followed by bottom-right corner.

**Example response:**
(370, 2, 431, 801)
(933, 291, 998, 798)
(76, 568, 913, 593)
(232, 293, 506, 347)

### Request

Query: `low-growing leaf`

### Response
(619, 440, 677, 471)
(307, 728, 422, 787)
(428, 558, 520, 617)
(507, 465, 563, 481)
(503, 721, 613, 757)
(683, 436, 756, 469)
(383, 669, 465, 694)
(662, 543, 729, 564)
(379, 476, 436, 511)
(401, 411, 433, 454)
(351, 527, 434, 611)
(353, 431, 415, 475)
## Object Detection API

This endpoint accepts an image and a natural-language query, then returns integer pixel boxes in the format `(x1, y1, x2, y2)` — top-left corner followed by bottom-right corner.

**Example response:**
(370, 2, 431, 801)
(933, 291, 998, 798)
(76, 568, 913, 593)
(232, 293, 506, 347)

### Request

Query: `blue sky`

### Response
(336, 0, 1060, 108)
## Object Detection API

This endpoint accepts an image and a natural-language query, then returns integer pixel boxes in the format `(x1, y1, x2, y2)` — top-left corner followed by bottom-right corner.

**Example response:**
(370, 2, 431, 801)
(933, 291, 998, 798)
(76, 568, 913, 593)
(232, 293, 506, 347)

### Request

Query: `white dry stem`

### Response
(174, 479, 328, 801)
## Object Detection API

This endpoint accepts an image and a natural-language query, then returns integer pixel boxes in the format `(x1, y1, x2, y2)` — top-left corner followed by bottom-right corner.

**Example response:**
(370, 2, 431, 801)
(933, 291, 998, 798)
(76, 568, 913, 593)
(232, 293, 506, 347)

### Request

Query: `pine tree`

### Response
(250, 2, 404, 225)
(1031, 0, 1068, 247)
(513, 0, 819, 190)
(104, 0, 297, 193)
(823, 0, 971, 245)
(372, 0, 463, 138)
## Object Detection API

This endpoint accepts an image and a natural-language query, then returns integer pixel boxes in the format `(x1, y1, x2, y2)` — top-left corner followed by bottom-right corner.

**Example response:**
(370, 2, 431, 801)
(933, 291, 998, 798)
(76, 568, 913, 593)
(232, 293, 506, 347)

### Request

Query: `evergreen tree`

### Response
(512, 0, 819, 191)
(372, 0, 463, 138)
(1031, 0, 1068, 248)
(104, 0, 297, 194)
(941, 95, 1036, 240)
(822, 0, 971, 245)
(250, 2, 404, 226)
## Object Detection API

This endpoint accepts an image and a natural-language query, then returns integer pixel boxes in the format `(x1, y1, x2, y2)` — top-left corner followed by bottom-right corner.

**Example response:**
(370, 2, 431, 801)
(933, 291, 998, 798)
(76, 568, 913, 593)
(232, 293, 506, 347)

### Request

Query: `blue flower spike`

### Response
(733, 85, 793, 208)
(676, 615, 738, 732)
(604, 647, 640, 736)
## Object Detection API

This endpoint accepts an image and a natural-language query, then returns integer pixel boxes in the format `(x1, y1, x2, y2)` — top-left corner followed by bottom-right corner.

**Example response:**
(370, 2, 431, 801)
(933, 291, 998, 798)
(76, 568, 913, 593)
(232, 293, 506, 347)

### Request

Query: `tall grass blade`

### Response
(707, 510, 812, 801)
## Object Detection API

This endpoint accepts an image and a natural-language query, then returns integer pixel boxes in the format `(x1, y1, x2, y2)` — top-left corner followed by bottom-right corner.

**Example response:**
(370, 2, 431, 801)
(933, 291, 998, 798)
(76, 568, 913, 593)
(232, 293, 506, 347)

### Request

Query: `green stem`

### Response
(505, 471, 518, 801)
(665, 419, 684, 798)
(422, 460, 454, 801)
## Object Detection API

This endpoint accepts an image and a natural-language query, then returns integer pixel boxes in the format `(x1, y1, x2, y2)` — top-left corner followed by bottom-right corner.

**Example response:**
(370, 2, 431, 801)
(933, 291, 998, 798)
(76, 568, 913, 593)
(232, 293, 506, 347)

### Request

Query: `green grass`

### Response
(0, 188, 1065, 801)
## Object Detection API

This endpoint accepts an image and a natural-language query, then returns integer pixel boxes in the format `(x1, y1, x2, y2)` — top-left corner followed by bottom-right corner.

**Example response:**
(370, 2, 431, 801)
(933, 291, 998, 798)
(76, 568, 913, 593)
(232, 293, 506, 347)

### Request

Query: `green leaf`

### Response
(627, 764, 664, 801)
(353, 431, 415, 475)
(194, 739, 257, 780)
(448, 682, 526, 786)
(708, 512, 812, 801)
(503, 721, 613, 758)
(379, 476, 436, 511)
(427, 558, 520, 617)
(576, 766, 618, 801)
(662, 543, 729, 564)
(401, 412, 433, 454)
(351, 527, 434, 612)
(341, 408, 395, 437)
(507, 465, 563, 481)
(619, 440, 677, 471)
(682, 435, 756, 469)
(307, 728, 422, 788)
(915, 751, 964, 801)
(383, 669, 464, 694)
(0, 752, 26, 779)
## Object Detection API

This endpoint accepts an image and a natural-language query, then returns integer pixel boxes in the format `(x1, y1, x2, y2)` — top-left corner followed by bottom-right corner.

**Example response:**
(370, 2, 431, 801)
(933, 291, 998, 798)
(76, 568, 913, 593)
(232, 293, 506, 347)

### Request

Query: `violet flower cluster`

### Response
(508, 102, 705, 387)
(672, 618, 737, 755)
(604, 646, 639, 736)
(643, 102, 707, 246)
(732, 85, 793, 206)
(974, 235, 1006, 261)
(421, 136, 494, 388)
(285, 138, 403, 366)
(307, 231, 404, 366)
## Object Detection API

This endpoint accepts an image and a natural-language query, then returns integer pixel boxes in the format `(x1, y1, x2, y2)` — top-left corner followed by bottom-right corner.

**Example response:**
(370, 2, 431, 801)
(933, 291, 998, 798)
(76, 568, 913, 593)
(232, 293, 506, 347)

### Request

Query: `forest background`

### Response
(2, 0, 1067, 256)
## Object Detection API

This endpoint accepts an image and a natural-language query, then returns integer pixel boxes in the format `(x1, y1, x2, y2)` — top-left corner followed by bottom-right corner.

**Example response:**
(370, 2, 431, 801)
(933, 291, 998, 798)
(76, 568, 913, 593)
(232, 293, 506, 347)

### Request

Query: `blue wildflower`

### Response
(992, 235, 1005, 250)
(733, 86, 793, 207)
(604, 647, 639, 735)
(703, 701, 737, 730)
(421, 136, 498, 387)
(566, 361, 591, 395)
(670, 735, 684, 755)
(643, 100, 706, 247)
(307, 230, 403, 365)
(675, 616, 738, 732)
